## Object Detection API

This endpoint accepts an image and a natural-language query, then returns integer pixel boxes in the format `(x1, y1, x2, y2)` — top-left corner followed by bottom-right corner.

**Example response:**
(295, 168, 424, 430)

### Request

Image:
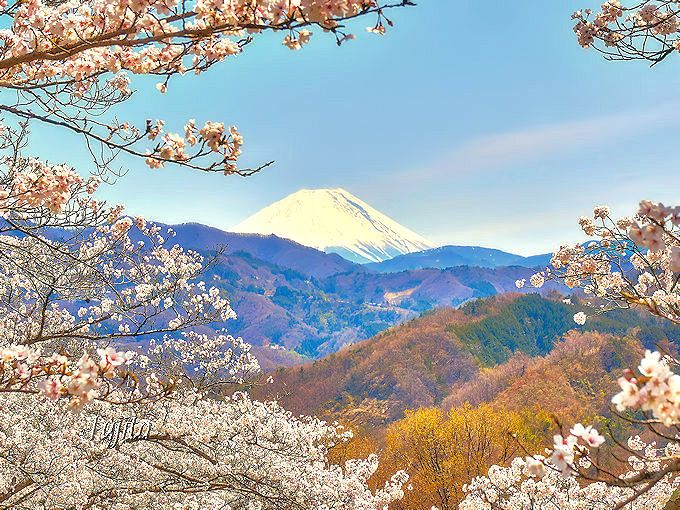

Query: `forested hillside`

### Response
(173, 223, 566, 362)
(258, 294, 680, 425)
(326, 329, 649, 510)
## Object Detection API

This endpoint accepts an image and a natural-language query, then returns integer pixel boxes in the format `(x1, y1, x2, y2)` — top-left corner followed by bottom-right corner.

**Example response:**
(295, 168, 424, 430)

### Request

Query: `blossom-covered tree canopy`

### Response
(0, 0, 414, 508)
(573, 1, 680, 64)
(0, 173, 409, 507)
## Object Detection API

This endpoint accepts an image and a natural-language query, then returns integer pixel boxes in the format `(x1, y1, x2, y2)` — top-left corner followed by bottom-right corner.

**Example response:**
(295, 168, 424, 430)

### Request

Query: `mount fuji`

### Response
(232, 188, 436, 264)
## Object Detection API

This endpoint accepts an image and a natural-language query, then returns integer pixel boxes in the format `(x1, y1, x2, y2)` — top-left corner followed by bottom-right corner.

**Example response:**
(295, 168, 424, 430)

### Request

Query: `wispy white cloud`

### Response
(395, 104, 680, 181)
(356, 105, 680, 255)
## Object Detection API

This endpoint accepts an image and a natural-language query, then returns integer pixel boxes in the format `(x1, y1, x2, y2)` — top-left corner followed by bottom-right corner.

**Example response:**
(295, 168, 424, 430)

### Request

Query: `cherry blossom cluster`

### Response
(0, 158, 252, 411)
(507, 200, 680, 507)
(460, 436, 678, 509)
(145, 330, 259, 387)
(0, 389, 408, 508)
(572, 1, 680, 64)
(10, 159, 84, 213)
(0, 156, 101, 219)
(0, 225, 237, 344)
(145, 119, 244, 173)
(523, 200, 680, 325)
(612, 349, 680, 426)
(461, 349, 680, 510)
(0, 0, 411, 175)
(283, 29, 313, 49)
(1, 0, 402, 87)
(0, 344, 141, 410)
(541, 423, 606, 478)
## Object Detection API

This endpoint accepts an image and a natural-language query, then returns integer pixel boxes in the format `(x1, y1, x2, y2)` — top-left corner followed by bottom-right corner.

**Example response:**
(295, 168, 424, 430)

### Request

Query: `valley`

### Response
(163, 222, 559, 364)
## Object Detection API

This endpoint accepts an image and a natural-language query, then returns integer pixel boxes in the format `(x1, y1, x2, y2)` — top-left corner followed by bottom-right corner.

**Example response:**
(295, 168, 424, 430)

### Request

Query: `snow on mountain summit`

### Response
(232, 188, 436, 264)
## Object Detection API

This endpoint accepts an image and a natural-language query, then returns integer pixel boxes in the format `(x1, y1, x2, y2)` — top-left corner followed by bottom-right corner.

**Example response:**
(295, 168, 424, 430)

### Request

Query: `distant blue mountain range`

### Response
(26, 221, 560, 366)
(155, 224, 560, 363)
(366, 245, 552, 272)
(170, 223, 553, 273)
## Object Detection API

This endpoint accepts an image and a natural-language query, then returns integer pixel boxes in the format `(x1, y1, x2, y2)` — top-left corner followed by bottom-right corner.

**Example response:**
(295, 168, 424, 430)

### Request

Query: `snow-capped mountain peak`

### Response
(232, 188, 435, 264)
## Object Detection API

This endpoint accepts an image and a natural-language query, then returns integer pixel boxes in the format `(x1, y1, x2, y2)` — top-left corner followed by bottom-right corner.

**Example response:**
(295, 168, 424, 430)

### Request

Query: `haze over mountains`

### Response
(231, 187, 552, 269)
(115, 188, 564, 365)
(149, 221, 558, 365)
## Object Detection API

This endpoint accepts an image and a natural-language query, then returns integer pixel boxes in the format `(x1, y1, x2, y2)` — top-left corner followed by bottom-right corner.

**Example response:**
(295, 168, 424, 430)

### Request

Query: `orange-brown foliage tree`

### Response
(381, 404, 549, 510)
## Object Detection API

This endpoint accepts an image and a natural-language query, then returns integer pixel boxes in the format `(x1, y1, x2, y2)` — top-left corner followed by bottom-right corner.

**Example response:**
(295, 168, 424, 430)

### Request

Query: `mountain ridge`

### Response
(168, 222, 360, 278)
(54, 220, 567, 363)
(367, 245, 552, 272)
(132, 222, 566, 361)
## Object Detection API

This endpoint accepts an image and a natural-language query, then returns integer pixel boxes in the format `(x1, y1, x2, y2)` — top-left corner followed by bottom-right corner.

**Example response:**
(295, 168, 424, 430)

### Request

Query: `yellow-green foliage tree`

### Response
(384, 404, 549, 510)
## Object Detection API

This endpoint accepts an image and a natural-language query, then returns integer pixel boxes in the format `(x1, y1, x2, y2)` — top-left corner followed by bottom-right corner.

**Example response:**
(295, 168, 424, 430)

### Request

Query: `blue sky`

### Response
(33, 1, 680, 255)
